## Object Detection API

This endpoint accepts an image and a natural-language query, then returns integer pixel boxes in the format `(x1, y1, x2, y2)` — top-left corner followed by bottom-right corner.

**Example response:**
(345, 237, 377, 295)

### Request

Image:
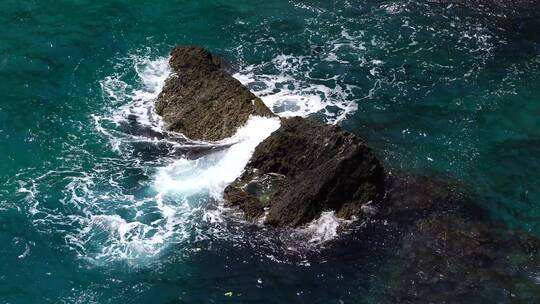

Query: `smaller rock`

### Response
(155, 46, 275, 141)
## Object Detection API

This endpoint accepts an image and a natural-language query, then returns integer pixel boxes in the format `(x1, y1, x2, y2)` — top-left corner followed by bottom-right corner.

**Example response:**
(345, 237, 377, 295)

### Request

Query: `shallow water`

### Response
(1, 0, 539, 303)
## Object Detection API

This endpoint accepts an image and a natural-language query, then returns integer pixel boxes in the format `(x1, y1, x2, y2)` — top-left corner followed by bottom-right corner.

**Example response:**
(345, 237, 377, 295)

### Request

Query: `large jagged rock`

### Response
(224, 117, 386, 227)
(155, 46, 274, 141)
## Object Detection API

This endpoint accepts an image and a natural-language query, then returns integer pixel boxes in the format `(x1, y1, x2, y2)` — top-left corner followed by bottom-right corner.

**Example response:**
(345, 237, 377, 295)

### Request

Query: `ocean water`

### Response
(1, 0, 539, 303)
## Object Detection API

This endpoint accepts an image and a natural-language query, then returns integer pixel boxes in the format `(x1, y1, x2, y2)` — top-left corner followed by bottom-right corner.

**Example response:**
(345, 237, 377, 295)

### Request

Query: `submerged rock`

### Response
(360, 173, 540, 303)
(384, 213, 540, 303)
(224, 117, 386, 227)
(379, 173, 483, 224)
(155, 46, 274, 141)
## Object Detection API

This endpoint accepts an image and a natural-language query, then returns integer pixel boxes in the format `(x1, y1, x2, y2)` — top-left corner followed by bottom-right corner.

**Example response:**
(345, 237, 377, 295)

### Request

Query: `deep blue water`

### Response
(1, 0, 539, 303)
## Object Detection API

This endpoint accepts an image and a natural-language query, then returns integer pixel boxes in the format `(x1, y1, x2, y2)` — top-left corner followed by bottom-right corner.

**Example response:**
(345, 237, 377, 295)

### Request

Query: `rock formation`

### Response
(154, 46, 540, 301)
(155, 46, 274, 141)
(224, 117, 386, 227)
(155, 46, 388, 227)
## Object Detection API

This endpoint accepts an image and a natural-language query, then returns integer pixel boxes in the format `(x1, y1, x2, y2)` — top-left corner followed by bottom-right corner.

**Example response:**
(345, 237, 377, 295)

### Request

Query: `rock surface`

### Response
(224, 117, 386, 227)
(155, 46, 274, 141)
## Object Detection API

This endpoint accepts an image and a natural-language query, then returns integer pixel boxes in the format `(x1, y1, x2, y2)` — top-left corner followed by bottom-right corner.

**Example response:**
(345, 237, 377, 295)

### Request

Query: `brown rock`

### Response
(155, 46, 274, 141)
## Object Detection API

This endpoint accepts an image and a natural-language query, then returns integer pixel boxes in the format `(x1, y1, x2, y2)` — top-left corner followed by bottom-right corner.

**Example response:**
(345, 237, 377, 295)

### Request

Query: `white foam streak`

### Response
(101, 56, 170, 131)
(17, 180, 39, 215)
(153, 116, 280, 199)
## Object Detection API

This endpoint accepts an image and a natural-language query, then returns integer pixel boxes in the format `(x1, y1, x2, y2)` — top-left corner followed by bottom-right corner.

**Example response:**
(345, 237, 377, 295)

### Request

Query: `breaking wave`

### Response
(14, 51, 354, 266)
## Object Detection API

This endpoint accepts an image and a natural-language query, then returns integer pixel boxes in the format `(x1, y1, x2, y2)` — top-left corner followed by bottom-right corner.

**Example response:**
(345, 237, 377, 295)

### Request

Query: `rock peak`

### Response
(155, 46, 274, 141)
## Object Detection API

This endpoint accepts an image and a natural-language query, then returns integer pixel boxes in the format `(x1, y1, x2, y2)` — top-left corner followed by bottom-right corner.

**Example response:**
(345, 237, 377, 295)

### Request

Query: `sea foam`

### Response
(22, 50, 349, 265)
(153, 116, 280, 199)
(233, 54, 358, 123)
(81, 54, 282, 263)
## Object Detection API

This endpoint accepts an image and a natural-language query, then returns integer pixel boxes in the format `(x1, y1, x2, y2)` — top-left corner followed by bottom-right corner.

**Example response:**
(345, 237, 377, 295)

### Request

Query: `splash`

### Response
(100, 55, 170, 133)
(73, 54, 281, 264)
(304, 211, 341, 244)
(153, 116, 280, 199)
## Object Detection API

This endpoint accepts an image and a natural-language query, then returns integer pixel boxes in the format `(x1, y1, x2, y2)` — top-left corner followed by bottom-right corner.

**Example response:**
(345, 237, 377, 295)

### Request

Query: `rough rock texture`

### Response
(224, 117, 386, 227)
(155, 46, 274, 141)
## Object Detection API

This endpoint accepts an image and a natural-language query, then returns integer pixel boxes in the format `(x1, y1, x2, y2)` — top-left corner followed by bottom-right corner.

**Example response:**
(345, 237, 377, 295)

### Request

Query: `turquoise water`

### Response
(1, 0, 539, 302)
